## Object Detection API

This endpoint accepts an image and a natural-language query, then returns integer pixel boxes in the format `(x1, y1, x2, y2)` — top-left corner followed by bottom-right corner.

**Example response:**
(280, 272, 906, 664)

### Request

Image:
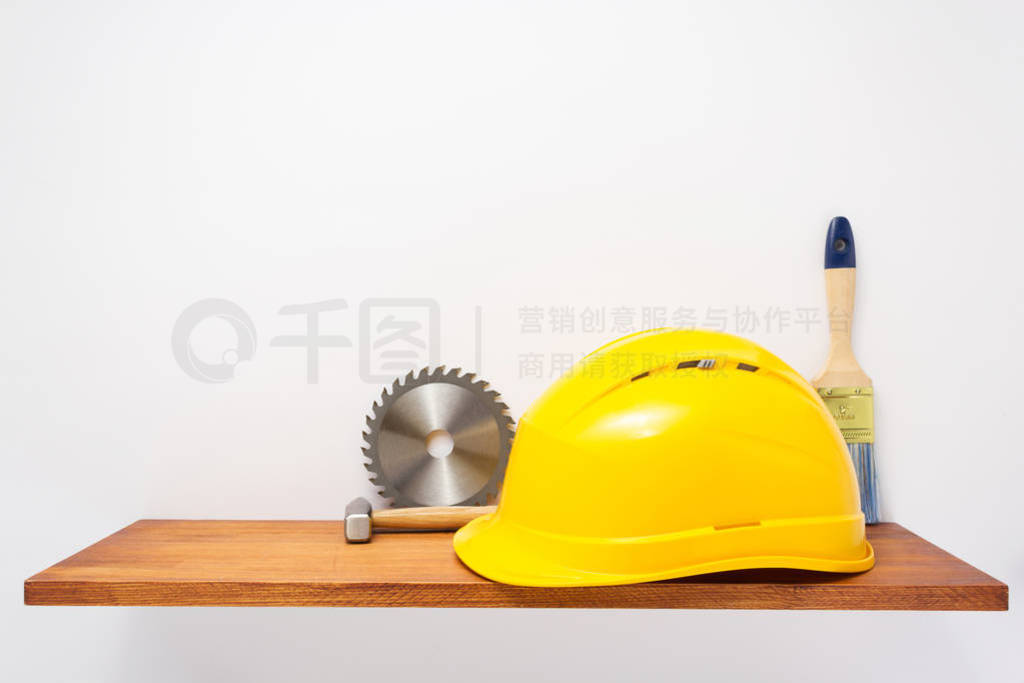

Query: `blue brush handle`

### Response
(825, 216, 856, 269)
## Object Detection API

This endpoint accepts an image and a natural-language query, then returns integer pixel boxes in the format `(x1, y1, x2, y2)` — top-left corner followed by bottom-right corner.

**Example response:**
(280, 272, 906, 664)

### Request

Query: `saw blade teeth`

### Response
(360, 366, 516, 508)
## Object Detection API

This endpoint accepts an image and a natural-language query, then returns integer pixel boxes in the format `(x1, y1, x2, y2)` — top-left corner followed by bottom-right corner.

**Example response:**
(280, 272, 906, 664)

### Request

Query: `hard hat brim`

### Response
(454, 511, 875, 588)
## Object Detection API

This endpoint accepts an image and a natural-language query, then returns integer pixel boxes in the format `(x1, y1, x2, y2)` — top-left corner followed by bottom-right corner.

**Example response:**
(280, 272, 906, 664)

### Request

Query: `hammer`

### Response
(344, 497, 496, 543)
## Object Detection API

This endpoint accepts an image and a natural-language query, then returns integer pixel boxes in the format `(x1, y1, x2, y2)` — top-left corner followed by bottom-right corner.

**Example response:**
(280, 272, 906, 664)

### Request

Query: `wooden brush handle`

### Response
(824, 267, 859, 360)
(813, 217, 871, 388)
(372, 505, 496, 530)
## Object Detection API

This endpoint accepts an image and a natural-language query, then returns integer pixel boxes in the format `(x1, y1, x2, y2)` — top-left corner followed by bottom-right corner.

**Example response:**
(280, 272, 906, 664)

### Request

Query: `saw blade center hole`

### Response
(425, 429, 455, 458)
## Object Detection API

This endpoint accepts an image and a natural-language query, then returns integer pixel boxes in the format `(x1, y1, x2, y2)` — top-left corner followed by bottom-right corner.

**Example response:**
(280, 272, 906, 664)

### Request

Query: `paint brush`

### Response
(811, 216, 879, 523)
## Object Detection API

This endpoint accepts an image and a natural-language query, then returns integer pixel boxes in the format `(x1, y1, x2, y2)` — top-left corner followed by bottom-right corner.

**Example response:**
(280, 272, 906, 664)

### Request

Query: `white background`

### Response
(2, 1, 1022, 680)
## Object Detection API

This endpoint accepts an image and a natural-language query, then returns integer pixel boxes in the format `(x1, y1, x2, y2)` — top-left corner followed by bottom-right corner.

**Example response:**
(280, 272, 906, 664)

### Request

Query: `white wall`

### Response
(2, 1, 1021, 680)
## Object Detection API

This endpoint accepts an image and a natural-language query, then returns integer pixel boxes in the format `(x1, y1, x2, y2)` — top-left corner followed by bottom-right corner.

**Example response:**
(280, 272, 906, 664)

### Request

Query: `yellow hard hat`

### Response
(454, 328, 874, 587)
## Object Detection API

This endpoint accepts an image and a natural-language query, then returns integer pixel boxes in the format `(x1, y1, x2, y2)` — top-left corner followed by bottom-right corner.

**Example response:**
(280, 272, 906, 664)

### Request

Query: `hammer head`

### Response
(345, 497, 372, 543)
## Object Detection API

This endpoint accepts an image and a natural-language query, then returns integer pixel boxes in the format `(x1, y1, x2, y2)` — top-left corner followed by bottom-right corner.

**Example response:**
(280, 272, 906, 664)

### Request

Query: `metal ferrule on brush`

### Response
(818, 386, 874, 444)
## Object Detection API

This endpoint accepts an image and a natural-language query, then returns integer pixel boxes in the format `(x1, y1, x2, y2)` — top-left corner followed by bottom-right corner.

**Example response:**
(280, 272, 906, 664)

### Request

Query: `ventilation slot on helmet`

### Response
(737, 363, 759, 372)
(677, 359, 716, 370)
(631, 371, 650, 382)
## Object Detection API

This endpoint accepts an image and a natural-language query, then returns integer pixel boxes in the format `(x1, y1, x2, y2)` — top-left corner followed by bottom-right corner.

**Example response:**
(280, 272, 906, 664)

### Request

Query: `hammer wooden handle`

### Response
(372, 505, 496, 530)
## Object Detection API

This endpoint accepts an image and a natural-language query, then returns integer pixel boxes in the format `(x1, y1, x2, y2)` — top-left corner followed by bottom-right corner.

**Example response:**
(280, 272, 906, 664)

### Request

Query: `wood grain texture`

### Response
(24, 522, 1006, 610)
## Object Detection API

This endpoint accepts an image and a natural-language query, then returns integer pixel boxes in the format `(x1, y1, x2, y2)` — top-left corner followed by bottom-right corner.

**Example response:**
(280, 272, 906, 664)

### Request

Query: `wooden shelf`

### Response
(24, 521, 1006, 610)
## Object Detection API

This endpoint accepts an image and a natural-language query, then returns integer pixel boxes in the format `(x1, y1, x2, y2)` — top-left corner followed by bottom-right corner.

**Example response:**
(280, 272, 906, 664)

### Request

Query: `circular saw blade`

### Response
(361, 367, 514, 507)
